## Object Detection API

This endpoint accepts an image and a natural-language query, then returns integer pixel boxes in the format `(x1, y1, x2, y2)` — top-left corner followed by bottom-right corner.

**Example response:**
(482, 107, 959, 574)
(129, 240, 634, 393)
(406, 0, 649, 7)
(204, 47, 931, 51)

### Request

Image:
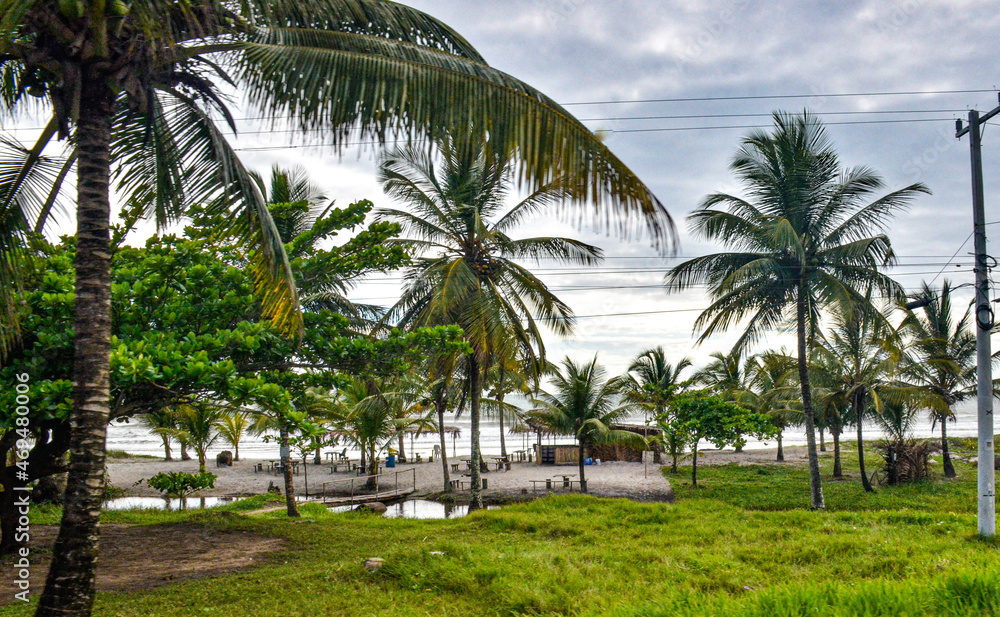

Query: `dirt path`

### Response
(0, 524, 285, 605)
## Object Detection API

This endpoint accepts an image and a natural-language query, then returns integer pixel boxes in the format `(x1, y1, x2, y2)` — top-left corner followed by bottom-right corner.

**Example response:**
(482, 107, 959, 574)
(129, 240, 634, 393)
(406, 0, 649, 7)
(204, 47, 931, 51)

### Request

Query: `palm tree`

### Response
(378, 139, 607, 510)
(484, 356, 534, 461)
(533, 356, 644, 492)
(619, 347, 692, 472)
(812, 303, 912, 491)
(3, 3, 672, 611)
(420, 349, 464, 492)
(170, 404, 223, 473)
(694, 350, 750, 398)
(139, 407, 178, 461)
(899, 280, 977, 478)
(743, 351, 798, 463)
(215, 411, 251, 462)
(665, 112, 929, 510)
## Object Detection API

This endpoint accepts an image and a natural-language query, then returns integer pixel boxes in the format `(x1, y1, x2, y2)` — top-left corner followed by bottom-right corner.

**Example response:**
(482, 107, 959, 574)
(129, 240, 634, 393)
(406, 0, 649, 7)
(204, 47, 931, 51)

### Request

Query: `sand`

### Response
(107, 446, 809, 504)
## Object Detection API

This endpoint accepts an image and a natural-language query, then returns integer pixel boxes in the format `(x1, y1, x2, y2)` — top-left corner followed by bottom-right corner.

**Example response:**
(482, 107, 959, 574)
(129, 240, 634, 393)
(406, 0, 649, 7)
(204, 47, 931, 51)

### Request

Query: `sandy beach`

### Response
(107, 446, 810, 504)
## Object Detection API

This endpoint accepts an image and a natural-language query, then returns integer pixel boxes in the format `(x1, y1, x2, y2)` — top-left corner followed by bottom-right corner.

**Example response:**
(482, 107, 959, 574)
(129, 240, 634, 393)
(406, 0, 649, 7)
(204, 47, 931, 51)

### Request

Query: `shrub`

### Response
(144, 471, 217, 499)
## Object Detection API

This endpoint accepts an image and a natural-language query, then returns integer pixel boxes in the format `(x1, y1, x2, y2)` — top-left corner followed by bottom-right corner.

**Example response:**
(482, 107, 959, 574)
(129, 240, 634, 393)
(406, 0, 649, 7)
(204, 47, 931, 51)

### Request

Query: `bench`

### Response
(451, 463, 460, 473)
(449, 479, 468, 491)
(530, 479, 553, 492)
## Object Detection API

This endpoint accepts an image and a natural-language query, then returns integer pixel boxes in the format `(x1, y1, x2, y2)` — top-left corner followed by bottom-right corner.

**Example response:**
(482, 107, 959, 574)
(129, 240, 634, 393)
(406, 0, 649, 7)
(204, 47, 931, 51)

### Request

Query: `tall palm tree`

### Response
(2, 3, 671, 612)
(419, 349, 464, 492)
(620, 347, 692, 472)
(665, 112, 929, 510)
(899, 280, 977, 478)
(533, 356, 644, 492)
(378, 139, 607, 510)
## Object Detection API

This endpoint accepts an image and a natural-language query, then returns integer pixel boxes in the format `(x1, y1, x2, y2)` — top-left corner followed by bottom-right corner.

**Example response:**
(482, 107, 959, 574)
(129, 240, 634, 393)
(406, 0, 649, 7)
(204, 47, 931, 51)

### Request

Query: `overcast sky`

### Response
(21, 0, 1000, 377)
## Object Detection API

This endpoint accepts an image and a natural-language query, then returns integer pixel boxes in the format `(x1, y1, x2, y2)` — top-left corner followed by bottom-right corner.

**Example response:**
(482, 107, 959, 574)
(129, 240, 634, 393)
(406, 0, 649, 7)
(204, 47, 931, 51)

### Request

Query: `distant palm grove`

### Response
(0, 2, 981, 617)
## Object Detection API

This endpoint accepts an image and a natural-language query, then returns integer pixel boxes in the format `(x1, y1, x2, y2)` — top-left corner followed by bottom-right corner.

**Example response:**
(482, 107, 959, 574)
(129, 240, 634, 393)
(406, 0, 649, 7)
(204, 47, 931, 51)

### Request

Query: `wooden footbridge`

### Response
(319, 468, 416, 507)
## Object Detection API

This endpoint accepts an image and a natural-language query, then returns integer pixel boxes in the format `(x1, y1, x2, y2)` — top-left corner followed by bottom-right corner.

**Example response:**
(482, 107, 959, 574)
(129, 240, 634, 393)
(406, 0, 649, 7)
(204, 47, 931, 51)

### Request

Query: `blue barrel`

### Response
(386, 454, 396, 468)
(584, 457, 593, 466)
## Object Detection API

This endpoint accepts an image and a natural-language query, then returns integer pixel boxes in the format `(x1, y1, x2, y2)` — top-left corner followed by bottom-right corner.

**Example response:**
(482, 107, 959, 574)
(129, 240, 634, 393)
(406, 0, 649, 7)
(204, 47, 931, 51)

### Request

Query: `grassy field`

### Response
(3, 441, 998, 616)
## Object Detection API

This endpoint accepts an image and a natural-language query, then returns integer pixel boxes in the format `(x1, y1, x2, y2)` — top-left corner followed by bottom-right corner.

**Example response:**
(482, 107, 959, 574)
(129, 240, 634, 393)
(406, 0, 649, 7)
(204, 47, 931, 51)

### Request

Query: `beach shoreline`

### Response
(106, 446, 812, 505)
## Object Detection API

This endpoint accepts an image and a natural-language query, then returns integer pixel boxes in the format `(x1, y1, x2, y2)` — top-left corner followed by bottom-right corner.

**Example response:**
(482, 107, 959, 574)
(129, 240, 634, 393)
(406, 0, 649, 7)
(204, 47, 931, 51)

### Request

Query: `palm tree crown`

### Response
(377, 138, 604, 509)
(533, 356, 643, 491)
(666, 112, 929, 510)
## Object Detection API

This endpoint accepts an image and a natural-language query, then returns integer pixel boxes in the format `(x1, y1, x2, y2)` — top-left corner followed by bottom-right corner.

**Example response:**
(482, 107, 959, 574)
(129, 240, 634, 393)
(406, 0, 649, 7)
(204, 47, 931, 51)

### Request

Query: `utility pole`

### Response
(956, 93, 1000, 537)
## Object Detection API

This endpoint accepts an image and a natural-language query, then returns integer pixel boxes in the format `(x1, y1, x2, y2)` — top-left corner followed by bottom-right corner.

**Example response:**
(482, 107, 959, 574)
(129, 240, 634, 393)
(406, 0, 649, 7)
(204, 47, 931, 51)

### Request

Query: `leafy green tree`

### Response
(3, 2, 670, 611)
(378, 139, 606, 509)
(533, 356, 644, 492)
(619, 347, 692, 473)
(660, 394, 776, 487)
(899, 280, 977, 478)
(0, 240, 73, 554)
(665, 112, 928, 509)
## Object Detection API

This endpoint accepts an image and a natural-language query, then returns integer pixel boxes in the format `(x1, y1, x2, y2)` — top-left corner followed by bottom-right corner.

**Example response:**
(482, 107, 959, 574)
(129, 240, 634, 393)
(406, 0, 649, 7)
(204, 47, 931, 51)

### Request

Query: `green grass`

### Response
(669, 441, 977, 513)
(4, 441, 997, 617)
(105, 449, 159, 459)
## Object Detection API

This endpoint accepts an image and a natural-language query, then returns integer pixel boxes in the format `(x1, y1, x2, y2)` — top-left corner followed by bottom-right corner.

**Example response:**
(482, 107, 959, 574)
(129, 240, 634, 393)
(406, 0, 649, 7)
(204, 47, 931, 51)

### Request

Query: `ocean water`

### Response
(107, 400, 983, 462)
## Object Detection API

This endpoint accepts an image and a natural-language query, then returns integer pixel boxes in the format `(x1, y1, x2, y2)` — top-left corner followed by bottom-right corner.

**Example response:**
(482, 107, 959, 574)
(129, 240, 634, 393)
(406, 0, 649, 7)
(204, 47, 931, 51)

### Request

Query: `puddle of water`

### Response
(103, 496, 241, 511)
(329, 499, 498, 519)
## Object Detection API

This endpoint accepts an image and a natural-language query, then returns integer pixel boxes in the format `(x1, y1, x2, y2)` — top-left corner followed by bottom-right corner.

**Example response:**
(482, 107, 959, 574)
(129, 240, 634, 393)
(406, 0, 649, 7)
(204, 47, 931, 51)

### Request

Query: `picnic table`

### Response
(328, 458, 353, 473)
(493, 457, 511, 471)
(558, 473, 575, 487)
(270, 460, 300, 475)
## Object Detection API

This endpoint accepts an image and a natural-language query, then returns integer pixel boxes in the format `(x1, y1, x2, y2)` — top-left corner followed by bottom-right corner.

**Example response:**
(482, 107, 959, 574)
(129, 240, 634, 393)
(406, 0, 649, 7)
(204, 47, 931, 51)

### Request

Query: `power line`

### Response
(561, 88, 997, 106)
(603, 117, 953, 135)
(578, 109, 968, 122)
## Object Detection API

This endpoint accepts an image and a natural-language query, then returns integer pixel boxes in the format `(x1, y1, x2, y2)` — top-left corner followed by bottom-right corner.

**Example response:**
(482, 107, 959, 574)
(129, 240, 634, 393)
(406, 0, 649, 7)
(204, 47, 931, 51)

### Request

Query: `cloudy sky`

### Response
(23, 0, 1000, 376)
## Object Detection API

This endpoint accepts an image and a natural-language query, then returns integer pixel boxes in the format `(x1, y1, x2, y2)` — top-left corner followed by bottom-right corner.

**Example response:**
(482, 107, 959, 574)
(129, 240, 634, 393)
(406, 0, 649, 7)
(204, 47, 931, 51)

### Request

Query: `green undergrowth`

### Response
(4, 442, 997, 617)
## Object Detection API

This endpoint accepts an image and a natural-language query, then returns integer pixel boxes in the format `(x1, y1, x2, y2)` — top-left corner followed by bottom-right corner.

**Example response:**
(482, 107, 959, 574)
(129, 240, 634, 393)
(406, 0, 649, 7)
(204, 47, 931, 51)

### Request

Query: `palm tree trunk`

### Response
(468, 355, 484, 511)
(855, 394, 873, 493)
(941, 415, 956, 478)
(776, 430, 785, 462)
(161, 435, 172, 461)
(498, 392, 507, 459)
(832, 428, 842, 478)
(578, 441, 587, 492)
(691, 441, 699, 487)
(312, 438, 321, 465)
(279, 426, 299, 518)
(436, 397, 452, 492)
(180, 442, 191, 461)
(398, 432, 405, 463)
(796, 283, 825, 510)
(819, 427, 826, 452)
(197, 447, 207, 473)
(234, 442, 240, 462)
(36, 86, 115, 617)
